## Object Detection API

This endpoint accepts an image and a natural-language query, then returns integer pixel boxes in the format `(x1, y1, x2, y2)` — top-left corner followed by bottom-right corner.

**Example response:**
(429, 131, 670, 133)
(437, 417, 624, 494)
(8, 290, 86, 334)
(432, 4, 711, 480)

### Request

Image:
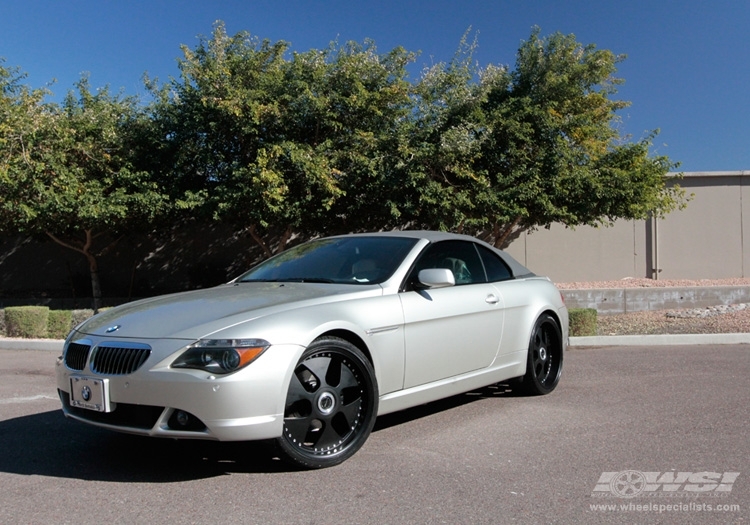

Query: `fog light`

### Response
(167, 409, 207, 432)
(175, 410, 190, 426)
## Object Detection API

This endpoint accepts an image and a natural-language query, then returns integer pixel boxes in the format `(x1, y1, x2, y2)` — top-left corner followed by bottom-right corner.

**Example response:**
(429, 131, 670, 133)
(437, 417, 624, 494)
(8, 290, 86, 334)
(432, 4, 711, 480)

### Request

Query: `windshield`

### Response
(238, 236, 419, 285)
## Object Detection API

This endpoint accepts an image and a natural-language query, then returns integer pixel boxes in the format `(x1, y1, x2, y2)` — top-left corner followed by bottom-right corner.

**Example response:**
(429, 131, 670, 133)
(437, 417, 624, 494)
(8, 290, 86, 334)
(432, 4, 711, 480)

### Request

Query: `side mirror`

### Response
(416, 268, 455, 289)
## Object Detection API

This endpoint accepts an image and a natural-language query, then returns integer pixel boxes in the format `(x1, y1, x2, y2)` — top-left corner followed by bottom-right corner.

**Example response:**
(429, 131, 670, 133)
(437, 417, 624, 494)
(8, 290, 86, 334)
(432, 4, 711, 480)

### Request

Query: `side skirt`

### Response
(376, 350, 526, 416)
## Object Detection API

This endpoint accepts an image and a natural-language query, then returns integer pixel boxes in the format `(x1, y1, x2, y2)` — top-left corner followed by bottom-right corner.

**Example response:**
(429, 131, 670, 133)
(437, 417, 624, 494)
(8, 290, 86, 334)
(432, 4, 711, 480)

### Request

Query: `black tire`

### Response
(276, 336, 378, 468)
(513, 313, 563, 396)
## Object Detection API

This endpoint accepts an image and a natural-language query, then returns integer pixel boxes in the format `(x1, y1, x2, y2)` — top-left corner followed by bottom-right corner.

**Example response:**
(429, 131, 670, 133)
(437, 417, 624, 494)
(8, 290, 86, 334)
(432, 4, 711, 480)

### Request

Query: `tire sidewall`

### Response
(276, 336, 379, 468)
(525, 313, 563, 395)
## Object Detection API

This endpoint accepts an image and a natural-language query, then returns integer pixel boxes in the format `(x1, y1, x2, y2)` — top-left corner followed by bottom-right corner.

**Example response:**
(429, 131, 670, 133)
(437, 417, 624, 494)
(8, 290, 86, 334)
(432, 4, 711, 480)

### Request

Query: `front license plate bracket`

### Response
(70, 376, 111, 412)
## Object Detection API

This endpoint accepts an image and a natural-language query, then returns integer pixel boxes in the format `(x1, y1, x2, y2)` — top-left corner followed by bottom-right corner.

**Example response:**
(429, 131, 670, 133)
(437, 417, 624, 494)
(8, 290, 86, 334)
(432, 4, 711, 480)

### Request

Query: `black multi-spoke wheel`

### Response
(276, 336, 378, 468)
(513, 314, 563, 396)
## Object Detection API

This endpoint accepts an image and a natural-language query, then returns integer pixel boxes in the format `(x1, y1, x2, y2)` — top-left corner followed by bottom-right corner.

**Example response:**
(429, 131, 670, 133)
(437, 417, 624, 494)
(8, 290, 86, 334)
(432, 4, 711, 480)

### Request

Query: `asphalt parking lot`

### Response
(0, 345, 747, 524)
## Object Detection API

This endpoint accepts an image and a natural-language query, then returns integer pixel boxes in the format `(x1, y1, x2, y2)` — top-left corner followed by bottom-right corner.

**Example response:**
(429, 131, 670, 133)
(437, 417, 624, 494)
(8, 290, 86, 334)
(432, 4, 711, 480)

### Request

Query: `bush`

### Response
(569, 308, 597, 337)
(48, 310, 73, 339)
(72, 309, 95, 328)
(4, 306, 49, 338)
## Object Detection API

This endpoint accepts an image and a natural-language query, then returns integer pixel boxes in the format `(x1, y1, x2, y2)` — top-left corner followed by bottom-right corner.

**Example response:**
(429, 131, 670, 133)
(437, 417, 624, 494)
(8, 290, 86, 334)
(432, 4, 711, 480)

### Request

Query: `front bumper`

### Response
(56, 336, 304, 441)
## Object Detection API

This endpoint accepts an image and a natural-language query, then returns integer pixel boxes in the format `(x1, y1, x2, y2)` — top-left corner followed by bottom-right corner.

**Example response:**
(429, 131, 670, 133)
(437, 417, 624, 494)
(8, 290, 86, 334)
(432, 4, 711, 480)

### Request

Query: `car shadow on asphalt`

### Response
(0, 382, 521, 481)
(0, 410, 291, 481)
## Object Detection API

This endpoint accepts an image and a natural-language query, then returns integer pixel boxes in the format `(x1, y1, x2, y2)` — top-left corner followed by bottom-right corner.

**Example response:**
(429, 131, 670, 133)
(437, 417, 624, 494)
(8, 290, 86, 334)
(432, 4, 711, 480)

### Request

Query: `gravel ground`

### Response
(555, 277, 750, 289)
(557, 278, 750, 335)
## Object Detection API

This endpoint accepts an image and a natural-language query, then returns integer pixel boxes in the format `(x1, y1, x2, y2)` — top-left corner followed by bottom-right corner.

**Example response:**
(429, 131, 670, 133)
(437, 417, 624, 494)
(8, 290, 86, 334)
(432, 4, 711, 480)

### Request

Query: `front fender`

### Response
(204, 294, 407, 395)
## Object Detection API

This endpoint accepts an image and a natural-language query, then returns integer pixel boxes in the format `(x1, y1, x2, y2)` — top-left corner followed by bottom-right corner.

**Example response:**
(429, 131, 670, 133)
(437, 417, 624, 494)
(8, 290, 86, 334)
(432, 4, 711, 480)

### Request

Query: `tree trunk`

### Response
(494, 216, 523, 249)
(247, 225, 273, 258)
(247, 224, 294, 257)
(87, 252, 102, 313)
(47, 229, 103, 313)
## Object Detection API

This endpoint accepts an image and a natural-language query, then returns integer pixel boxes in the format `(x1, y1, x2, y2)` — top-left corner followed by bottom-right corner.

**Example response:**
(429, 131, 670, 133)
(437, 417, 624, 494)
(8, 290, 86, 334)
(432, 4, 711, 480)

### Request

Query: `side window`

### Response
(477, 245, 513, 282)
(410, 240, 486, 285)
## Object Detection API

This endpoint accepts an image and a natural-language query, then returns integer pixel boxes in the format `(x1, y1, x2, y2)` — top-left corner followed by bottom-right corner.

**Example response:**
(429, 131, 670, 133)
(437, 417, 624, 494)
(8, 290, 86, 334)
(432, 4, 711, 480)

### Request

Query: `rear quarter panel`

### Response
(491, 277, 568, 357)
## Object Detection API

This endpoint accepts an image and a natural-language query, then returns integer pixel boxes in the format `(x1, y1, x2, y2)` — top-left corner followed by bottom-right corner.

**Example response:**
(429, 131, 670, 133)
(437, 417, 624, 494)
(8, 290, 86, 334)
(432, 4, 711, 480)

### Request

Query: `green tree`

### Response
(0, 26, 689, 306)
(288, 40, 416, 234)
(406, 29, 685, 247)
(149, 22, 322, 257)
(151, 23, 417, 255)
(0, 75, 167, 311)
(402, 32, 501, 233)
(0, 61, 53, 227)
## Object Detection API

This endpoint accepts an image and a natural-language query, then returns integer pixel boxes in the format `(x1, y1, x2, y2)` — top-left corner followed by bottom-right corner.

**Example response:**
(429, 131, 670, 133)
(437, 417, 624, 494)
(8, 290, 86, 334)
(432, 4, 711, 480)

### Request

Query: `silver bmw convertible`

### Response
(56, 231, 568, 468)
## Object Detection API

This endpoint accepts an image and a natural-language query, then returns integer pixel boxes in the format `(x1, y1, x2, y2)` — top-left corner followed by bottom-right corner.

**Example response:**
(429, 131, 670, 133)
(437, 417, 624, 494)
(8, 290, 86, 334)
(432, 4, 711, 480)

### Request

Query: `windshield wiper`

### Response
(284, 277, 335, 283)
(239, 277, 335, 283)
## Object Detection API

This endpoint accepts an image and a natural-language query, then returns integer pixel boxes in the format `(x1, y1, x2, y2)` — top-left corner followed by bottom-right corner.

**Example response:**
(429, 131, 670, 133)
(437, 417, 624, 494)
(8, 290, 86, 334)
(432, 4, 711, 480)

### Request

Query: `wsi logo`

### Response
(592, 471, 740, 498)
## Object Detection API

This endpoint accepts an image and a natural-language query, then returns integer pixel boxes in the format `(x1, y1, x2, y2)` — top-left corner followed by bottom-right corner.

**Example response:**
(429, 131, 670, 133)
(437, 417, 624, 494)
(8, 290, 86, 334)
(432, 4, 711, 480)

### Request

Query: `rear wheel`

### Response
(513, 314, 563, 395)
(276, 337, 378, 468)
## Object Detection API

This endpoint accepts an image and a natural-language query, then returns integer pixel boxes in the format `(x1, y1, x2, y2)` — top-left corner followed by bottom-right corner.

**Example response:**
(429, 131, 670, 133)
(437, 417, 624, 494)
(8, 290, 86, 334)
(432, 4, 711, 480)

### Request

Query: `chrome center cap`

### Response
(317, 391, 336, 415)
(539, 347, 547, 361)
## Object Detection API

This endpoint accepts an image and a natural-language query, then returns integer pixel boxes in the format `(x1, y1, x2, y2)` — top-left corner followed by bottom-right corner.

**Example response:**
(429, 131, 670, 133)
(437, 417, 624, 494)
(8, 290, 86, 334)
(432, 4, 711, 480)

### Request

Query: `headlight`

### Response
(172, 339, 270, 374)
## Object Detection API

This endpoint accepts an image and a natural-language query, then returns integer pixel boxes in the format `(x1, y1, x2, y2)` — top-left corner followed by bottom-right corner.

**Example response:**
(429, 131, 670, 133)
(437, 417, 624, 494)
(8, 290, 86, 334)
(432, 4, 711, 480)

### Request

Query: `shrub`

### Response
(48, 310, 73, 339)
(569, 308, 597, 337)
(4, 306, 49, 338)
(72, 309, 95, 328)
(0, 309, 5, 337)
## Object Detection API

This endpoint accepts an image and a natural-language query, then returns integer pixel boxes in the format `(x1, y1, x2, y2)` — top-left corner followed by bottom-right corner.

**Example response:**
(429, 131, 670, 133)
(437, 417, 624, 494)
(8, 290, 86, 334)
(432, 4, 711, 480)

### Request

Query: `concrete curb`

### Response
(571, 333, 750, 347)
(0, 339, 65, 352)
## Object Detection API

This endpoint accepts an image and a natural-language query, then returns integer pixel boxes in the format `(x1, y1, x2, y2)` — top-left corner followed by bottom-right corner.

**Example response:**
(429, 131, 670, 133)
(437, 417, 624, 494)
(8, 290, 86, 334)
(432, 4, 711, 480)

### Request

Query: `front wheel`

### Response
(513, 313, 563, 396)
(276, 337, 378, 468)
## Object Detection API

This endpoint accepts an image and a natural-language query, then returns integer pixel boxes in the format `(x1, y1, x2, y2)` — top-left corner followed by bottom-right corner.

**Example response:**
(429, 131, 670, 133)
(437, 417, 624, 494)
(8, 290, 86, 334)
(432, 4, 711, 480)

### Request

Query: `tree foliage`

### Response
(404, 29, 683, 247)
(0, 61, 52, 227)
(0, 70, 167, 310)
(0, 24, 686, 302)
(149, 23, 417, 255)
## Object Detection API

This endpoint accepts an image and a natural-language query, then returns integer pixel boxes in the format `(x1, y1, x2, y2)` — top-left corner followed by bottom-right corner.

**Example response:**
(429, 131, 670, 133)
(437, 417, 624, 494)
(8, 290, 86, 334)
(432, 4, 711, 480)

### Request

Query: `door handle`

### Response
(485, 294, 500, 304)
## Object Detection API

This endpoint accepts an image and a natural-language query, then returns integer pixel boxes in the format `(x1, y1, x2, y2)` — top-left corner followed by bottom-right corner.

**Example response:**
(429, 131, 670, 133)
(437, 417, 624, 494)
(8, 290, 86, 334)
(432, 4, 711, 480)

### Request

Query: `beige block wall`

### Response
(656, 174, 744, 279)
(505, 220, 648, 283)
(504, 171, 749, 283)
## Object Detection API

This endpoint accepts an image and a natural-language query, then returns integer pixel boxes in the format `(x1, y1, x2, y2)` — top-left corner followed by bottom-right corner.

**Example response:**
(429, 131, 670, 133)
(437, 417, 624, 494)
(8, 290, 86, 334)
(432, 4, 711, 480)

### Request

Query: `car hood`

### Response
(76, 282, 382, 340)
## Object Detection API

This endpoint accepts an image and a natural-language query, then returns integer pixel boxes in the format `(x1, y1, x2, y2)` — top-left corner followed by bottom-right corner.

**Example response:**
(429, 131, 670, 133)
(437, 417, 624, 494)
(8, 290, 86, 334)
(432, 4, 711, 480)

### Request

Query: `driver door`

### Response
(399, 240, 505, 388)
